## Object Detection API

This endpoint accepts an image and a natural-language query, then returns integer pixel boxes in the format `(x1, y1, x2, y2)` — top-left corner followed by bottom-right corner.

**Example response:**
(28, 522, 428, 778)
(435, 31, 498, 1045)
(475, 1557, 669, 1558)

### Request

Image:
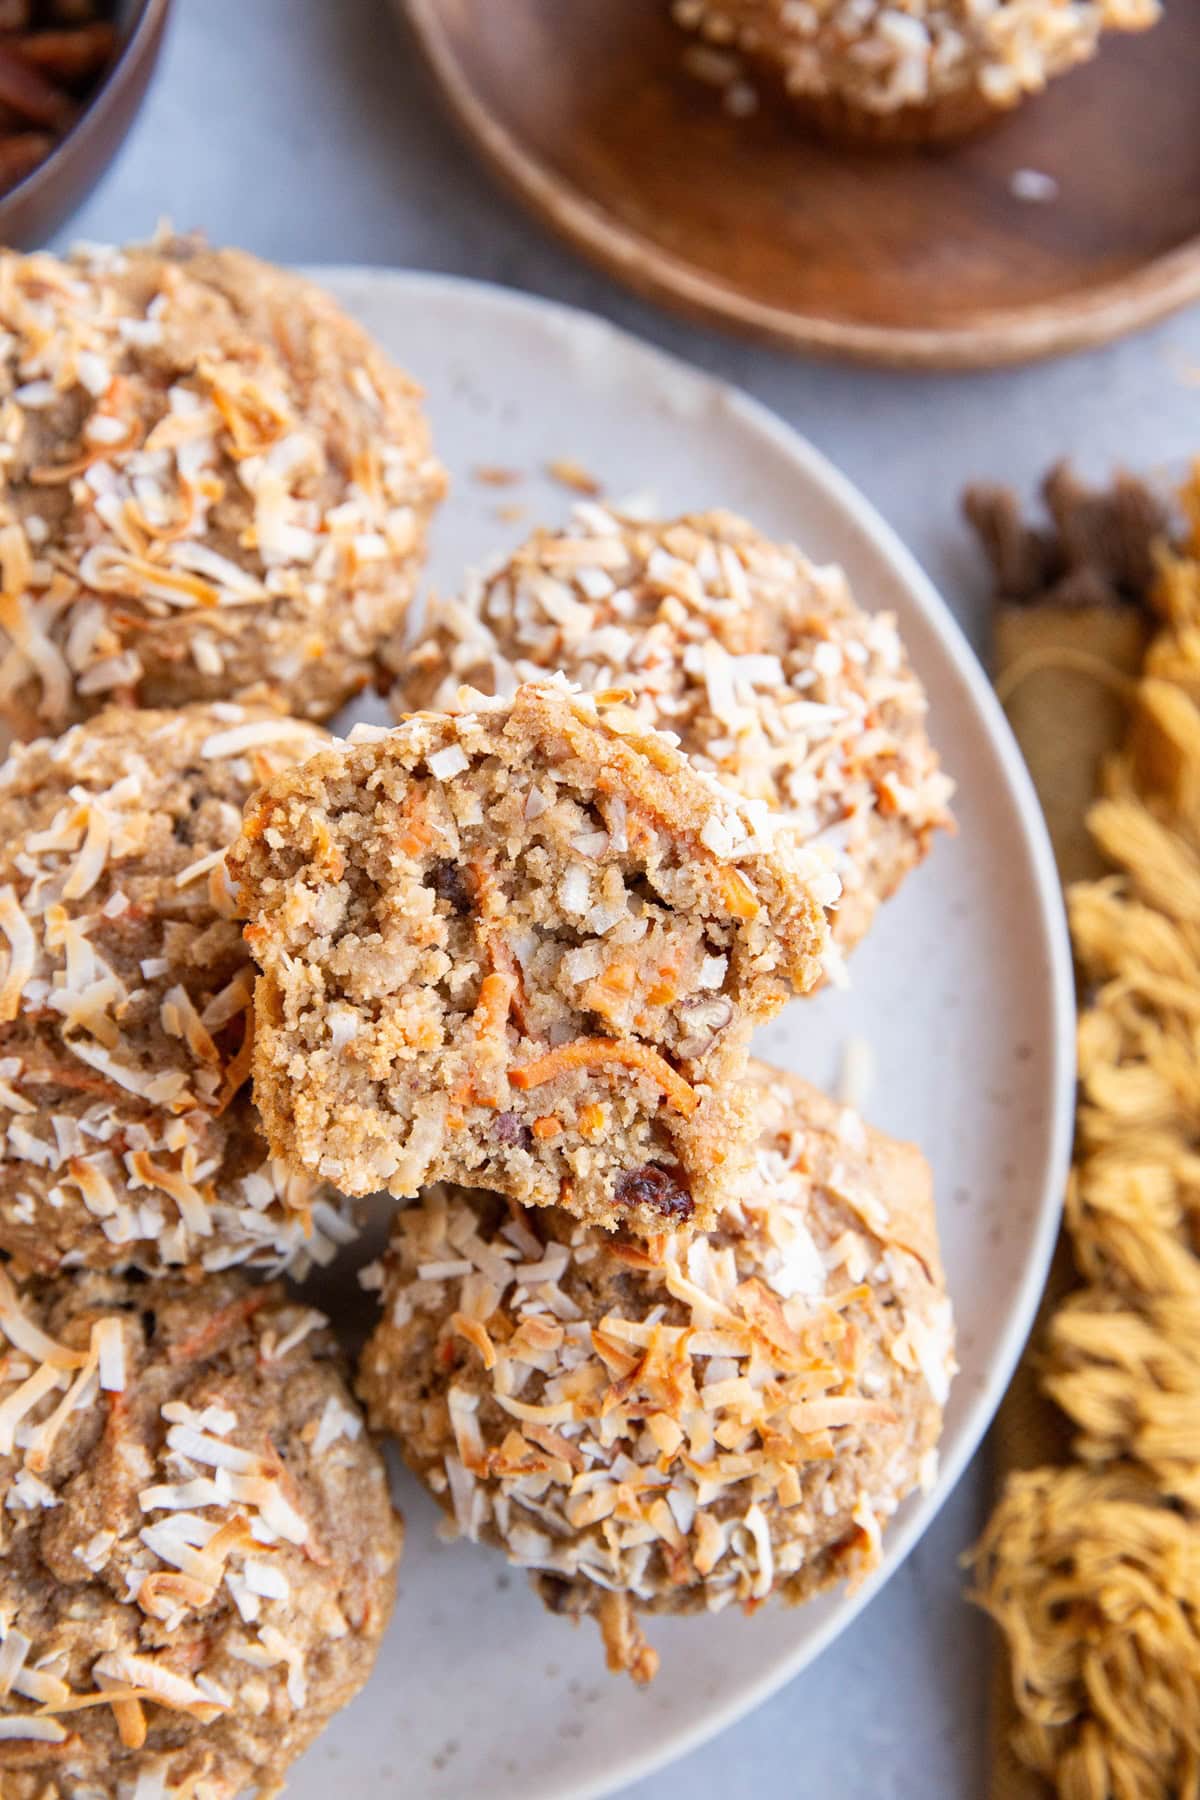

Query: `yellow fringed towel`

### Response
(966, 464, 1200, 1800)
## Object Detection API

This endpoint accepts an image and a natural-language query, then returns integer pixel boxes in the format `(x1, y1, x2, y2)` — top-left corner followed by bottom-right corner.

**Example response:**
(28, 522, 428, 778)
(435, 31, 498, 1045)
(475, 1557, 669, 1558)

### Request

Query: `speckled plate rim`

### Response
(308, 268, 1077, 1799)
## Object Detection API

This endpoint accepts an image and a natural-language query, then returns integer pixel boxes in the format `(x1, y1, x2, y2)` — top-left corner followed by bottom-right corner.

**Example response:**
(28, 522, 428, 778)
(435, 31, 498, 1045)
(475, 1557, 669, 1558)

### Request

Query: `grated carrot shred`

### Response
(585, 958, 638, 1021)
(111, 1695, 146, 1750)
(716, 866, 761, 920)
(486, 934, 530, 1035)
(511, 1038, 699, 1116)
(578, 1102, 607, 1138)
(209, 384, 286, 460)
(471, 971, 515, 1040)
(397, 821, 434, 857)
(594, 959, 636, 998)
(212, 1009, 254, 1118)
(37, 1685, 222, 1724)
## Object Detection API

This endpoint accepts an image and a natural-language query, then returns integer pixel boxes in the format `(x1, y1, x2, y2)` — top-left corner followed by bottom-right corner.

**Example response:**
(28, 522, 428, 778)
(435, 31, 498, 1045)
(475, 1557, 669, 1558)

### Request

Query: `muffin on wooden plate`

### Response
(0, 1266, 401, 1798)
(673, 0, 1161, 145)
(358, 1060, 953, 1681)
(0, 233, 445, 738)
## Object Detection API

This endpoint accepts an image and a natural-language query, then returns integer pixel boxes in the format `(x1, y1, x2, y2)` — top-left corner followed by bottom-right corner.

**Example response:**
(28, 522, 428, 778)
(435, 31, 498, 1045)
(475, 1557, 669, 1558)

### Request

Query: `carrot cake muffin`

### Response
(0, 700, 357, 1276)
(394, 508, 953, 954)
(229, 681, 839, 1234)
(673, 0, 1161, 145)
(357, 1059, 953, 1681)
(0, 1265, 401, 1798)
(0, 233, 445, 739)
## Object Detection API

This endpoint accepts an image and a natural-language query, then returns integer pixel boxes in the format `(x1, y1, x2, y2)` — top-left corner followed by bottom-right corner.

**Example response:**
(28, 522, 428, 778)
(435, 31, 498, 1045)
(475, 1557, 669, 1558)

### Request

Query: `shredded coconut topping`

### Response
(395, 508, 952, 948)
(0, 235, 445, 734)
(361, 1064, 953, 1676)
(0, 701, 356, 1276)
(671, 0, 1160, 117)
(0, 1268, 397, 1785)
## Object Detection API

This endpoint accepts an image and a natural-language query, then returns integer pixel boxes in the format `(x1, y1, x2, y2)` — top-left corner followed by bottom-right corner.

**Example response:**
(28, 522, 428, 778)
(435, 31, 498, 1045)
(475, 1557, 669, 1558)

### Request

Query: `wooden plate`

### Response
(403, 0, 1200, 370)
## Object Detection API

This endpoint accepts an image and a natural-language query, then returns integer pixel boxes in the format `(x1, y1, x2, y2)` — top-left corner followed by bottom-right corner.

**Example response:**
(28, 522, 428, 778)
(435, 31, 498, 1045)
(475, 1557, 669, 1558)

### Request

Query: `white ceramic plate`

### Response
(288, 270, 1075, 1800)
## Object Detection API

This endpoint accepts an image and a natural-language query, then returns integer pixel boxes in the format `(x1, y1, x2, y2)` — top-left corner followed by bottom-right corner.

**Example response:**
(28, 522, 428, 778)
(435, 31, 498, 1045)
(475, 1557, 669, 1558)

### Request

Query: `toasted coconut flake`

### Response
(128, 1153, 213, 1238)
(94, 1315, 126, 1392)
(396, 507, 953, 948)
(161, 985, 221, 1068)
(0, 1268, 87, 1370)
(0, 887, 36, 1023)
(310, 1394, 363, 1457)
(743, 1502, 775, 1599)
(14, 1667, 72, 1709)
(360, 1069, 949, 1680)
(174, 847, 229, 889)
(164, 1421, 261, 1475)
(243, 1556, 289, 1602)
(257, 1306, 326, 1362)
(92, 1648, 228, 1713)
(256, 1623, 308, 1710)
(137, 1524, 218, 1588)
(450, 1311, 496, 1369)
(837, 1036, 875, 1112)
(137, 1570, 215, 1619)
(494, 1393, 578, 1426)
(244, 1477, 309, 1546)
(0, 1627, 32, 1698)
(132, 1761, 169, 1800)
(0, 1714, 69, 1741)
(61, 805, 111, 902)
(0, 1361, 64, 1456)
(138, 1476, 225, 1513)
(25, 1334, 101, 1474)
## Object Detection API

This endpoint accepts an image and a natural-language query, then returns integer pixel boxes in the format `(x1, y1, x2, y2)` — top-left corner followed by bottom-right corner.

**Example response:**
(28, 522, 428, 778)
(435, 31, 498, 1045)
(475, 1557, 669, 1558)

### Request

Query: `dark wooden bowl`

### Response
(0, 0, 170, 249)
(405, 0, 1200, 370)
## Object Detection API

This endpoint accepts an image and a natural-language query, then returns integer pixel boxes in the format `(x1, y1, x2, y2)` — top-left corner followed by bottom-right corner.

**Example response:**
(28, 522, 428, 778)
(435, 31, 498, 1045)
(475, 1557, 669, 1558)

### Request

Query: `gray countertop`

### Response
(58, 4, 1200, 1795)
